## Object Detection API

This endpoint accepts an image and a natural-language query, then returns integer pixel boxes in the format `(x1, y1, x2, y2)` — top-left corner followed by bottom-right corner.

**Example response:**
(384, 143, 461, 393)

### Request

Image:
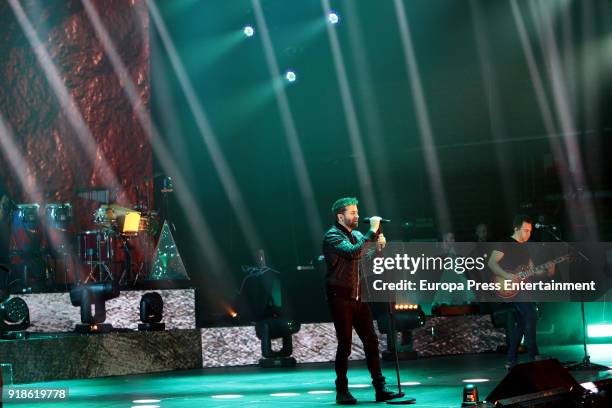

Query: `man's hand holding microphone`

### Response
(366, 216, 386, 251)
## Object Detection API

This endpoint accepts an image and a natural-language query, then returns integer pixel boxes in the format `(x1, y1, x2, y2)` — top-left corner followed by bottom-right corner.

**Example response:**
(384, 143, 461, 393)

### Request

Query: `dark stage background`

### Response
(0, 0, 611, 335)
(149, 0, 612, 326)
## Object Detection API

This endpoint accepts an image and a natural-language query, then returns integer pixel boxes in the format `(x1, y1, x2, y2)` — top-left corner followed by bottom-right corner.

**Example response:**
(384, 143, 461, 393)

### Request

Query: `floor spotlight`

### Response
(138, 292, 165, 331)
(285, 70, 296, 83)
(243, 25, 255, 37)
(0, 296, 30, 339)
(328, 12, 339, 24)
(377, 304, 425, 360)
(462, 383, 480, 406)
(239, 249, 300, 367)
(255, 312, 300, 368)
(70, 282, 119, 333)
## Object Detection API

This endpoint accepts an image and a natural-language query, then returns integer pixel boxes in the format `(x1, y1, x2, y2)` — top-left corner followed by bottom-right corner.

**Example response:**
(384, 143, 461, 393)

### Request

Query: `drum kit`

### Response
(8, 201, 159, 293)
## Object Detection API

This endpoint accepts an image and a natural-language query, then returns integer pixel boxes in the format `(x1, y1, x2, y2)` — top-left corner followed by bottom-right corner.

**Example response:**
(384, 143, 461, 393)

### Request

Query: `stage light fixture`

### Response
(328, 12, 339, 24)
(118, 211, 141, 234)
(70, 282, 119, 333)
(461, 383, 479, 406)
(348, 384, 370, 388)
(285, 70, 296, 83)
(242, 249, 300, 367)
(243, 25, 255, 37)
(139, 292, 165, 331)
(211, 394, 244, 399)
(0, 297, 30, 338)
(255, 315, 300, 368)
(587, 323, 612, 338)
(395, 304, 419, 311)
(581, 381, 598, 392)
(377, 304, 425, 360)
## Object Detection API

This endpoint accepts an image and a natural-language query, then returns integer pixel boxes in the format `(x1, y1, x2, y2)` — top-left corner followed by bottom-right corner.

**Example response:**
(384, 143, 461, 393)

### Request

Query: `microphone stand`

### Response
(542, 226, 607, 371)
(385, 301, 416, 405)
(374, 223, 416, 405)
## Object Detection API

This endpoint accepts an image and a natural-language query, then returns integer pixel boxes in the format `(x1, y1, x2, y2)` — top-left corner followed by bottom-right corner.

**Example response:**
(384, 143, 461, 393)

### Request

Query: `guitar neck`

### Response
(524, 256, 568, 278)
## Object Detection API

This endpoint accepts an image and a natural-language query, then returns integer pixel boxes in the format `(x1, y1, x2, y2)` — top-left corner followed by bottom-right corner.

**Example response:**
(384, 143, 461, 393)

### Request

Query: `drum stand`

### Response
(82, 231, 114, 284)
(83, 257, 112, 283)
(117, 235, 132, 287)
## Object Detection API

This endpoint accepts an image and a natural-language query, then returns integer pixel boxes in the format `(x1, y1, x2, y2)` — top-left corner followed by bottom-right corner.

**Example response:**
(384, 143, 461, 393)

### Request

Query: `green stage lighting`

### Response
(587, 323, 612, 338)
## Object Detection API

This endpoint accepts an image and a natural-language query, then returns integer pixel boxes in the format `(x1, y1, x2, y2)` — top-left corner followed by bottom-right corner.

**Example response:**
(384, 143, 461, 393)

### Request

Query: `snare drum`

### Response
(10, 204, 41, 254)
(77, 230, 114, 263)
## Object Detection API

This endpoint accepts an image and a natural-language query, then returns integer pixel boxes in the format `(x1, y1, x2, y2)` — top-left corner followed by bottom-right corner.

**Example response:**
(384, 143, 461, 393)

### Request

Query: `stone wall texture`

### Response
(0, 0, 152, 230)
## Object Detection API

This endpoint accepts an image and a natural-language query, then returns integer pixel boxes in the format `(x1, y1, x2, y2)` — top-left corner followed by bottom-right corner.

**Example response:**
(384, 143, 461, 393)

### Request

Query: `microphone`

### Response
(362, 217, 391, 224)
(535, 223, 557, 230)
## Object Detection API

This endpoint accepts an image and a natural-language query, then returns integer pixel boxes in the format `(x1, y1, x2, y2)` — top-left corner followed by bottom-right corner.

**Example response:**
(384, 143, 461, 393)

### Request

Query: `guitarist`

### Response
(488, 215, 554, 369)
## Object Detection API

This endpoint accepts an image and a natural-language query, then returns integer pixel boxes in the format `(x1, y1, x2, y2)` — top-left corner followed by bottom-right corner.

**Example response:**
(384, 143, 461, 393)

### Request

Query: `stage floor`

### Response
(5, 344, 612, 407)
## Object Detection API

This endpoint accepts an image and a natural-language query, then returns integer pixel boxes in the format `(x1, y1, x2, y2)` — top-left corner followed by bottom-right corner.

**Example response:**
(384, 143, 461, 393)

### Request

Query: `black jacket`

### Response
(322, 222, 378, 300)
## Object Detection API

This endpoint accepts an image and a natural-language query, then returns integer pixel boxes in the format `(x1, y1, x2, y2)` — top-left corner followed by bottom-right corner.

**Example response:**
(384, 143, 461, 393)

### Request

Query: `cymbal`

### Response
(97, 204, 138, 217)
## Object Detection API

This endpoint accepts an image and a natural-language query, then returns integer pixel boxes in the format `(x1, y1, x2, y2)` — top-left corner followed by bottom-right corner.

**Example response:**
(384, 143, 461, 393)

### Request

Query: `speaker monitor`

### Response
(486, 359, 582, 405)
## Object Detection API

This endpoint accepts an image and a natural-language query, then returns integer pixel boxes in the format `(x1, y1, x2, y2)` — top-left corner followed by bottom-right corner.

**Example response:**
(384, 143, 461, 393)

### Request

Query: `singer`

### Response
(322, 197, 401, 404)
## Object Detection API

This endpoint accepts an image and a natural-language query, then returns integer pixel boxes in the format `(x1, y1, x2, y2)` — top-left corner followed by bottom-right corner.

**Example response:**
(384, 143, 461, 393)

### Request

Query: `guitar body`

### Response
(493, 267, 528, 299)
(492, 255, 572, 300)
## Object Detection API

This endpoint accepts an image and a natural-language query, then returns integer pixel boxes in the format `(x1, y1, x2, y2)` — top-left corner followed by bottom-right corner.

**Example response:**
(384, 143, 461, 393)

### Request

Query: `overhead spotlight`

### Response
(243, 25, 255, 37)
(328, 12, 339, 24)
(0, 297, 30, 339)
(285, 70, 296, 83)
(139, 292, 165, 331)
(70, 282, 119, 333)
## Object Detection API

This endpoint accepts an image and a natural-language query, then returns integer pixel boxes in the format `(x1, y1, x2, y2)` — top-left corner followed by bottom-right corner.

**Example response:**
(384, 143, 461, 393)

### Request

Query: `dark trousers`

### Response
(507, 302, 539, 364)
(328, 295, 383, 391)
